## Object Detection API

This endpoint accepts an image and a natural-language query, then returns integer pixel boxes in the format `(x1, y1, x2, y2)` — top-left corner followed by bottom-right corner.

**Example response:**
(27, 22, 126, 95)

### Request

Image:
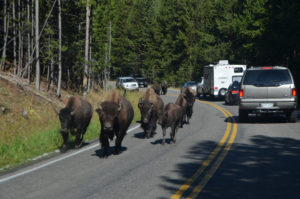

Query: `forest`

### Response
(0, 0, 300, 93)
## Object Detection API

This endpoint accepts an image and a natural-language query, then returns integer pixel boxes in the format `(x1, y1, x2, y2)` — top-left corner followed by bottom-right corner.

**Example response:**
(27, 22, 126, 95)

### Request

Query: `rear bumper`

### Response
(239, 100, 297, 112)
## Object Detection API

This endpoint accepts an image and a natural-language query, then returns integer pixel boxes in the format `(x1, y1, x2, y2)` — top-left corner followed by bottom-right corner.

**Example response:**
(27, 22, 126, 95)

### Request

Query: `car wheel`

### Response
(239, 109, 248, 123)
(218, 88, 227, 98)
(287, 110, 297, 123)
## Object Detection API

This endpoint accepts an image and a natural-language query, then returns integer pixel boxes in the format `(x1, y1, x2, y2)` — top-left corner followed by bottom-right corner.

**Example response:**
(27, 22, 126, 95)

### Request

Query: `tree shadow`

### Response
(161, 135, 300, 198)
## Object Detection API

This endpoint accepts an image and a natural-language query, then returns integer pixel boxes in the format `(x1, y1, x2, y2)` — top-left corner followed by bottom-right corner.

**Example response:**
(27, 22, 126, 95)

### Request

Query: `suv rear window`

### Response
(243, 69, 292, 86)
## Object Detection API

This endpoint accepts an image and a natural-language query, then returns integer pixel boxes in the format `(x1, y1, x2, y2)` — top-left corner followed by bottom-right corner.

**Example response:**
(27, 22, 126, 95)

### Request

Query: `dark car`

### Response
(225, 81, 240, 105)
(136, 77, 148, 88)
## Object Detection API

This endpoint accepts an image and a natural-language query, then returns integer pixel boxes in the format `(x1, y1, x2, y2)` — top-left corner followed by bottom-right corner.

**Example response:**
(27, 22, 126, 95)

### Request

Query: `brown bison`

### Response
(175, 87, 196, 126)
(57, 96, 93, 152)
(152, 81, 161, 95)
(96, 90, 134, 157)
(161, 103, 184, 144)
(161, 81, 168, 95)
(138, 88, 164, 138)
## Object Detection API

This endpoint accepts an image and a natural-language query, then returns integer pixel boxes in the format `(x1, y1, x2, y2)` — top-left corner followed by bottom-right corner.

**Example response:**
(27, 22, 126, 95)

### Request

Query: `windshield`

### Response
(123, 78, 135, 83)
(243, 69, 292, 86)
(185, 81, 197, 87)
(136, 78, 146, 81)
(232, 76, 242, 83)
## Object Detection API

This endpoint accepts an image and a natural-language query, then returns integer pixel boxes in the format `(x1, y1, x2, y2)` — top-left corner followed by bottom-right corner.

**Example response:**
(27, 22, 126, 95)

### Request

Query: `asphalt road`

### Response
(1, 89, 300, 199)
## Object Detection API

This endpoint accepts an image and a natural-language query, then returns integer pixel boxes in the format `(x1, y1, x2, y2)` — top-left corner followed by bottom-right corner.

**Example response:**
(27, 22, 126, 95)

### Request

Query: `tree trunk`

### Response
(30, 0, 34, 84)
(35, 0, 40, 90)
(18, 0, 22, 76)
(13, 0, 17, 74)
(56, 0, 62, 97)
(87, 32, 92, 92)
(1, 0, 7, 70)
(108, 19, 111, 80)
(83, 0, 91, 98)
(27, 0, 31, 82)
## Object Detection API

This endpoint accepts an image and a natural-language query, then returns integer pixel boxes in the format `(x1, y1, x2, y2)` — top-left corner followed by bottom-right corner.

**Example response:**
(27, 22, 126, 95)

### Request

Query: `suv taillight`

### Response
(239, 89, 244, 98)
(292, 88, 297, 96)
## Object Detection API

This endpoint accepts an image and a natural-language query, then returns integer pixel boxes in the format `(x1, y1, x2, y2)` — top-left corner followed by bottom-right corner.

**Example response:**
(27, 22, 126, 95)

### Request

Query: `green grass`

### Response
(0, 88, 141, 171)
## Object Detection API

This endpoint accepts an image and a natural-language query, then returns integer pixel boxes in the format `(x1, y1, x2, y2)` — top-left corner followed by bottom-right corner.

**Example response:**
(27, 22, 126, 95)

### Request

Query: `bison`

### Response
(161, 81, 168, 95)
(57, 96, 93, 152)
(138, 88, 164, 138)
(96, 90, 134, 157)
(152, 81, 161, 95)
(161, 103, 184, 144)
(175, 87, 196, 126)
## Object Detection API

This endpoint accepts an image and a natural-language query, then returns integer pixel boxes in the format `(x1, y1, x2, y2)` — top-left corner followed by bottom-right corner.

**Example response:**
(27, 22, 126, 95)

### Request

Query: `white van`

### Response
(202, 60, 246, 98)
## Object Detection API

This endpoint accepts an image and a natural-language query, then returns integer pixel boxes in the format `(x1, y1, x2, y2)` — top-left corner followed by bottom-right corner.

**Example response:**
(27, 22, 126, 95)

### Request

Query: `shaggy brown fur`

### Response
(139, 88, 164, 138)
(176, 87, 196, 125)
(152, 81, 161, 95)
(59, 96, 93, 152)
(161, 103, 184, 144)
(96, 90, 134, 157)
(161, 81, 168, 95)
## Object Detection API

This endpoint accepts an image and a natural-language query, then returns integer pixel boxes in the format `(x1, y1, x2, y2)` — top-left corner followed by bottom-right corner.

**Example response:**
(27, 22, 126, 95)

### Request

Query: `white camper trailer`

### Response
(202, 60, 246, 98)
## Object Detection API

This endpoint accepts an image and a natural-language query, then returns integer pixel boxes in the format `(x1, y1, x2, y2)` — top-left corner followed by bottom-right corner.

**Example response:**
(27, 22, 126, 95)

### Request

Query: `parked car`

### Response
(239, 66, 297, 122)
(116, 77, 139, 91)
(181, 81, 197, 93)
(135, 77, 148, 88)
(225, 81, 240, 105)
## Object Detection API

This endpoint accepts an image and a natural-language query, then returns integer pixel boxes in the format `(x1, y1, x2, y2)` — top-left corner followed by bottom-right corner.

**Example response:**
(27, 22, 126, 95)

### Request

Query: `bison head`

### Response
(59, 108, 75, 133)
(138, 99, 154, 124)
(96, 102, 122, 132)
(182, 90, 195, 108)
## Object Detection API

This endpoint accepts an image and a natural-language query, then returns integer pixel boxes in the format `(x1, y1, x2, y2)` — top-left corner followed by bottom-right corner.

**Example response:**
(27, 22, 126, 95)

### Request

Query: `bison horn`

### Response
(118, 103, 122, 112)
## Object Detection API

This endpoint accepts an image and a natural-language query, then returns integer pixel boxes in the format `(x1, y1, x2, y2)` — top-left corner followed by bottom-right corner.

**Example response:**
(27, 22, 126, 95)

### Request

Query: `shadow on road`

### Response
(133, 131, 145, 139)
(93, 146, 127, 158)
(225, 114, 299, 124)
(161, 135, 300, 198)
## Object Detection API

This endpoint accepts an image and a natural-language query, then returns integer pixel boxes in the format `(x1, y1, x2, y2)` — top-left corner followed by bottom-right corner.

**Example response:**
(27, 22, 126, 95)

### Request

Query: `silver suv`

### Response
(239, 66, 297, 122)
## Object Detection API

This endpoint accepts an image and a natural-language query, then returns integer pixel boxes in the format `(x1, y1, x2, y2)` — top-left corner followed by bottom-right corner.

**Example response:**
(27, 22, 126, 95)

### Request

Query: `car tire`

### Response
(287, 110, 297, 123)
(218, 88, 227, 98)
(239, 109, 248, 123)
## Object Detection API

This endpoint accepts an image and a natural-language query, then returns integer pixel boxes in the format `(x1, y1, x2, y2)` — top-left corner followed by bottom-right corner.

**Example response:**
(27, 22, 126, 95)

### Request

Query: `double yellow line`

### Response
(170, 99, 238, 199)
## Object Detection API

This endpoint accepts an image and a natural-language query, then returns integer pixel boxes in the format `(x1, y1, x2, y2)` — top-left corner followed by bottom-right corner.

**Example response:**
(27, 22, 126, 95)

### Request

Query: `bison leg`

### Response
(75, 133, 82, 149)
(162, 128, 167, 145)
(114, 131, 125, 155)
(100, 133, 110, 158)
(144, 126, 152, 139)
(60, 131, 69, 152)
(186, 107, 193, 124)
(171, 125, 177, 143)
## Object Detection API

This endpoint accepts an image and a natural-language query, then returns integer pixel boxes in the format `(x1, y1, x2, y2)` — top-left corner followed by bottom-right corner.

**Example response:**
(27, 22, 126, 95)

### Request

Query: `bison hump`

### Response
(106, 90, 122, 104)
(66, 96, 83, 110)
(141, 88, 158, 103)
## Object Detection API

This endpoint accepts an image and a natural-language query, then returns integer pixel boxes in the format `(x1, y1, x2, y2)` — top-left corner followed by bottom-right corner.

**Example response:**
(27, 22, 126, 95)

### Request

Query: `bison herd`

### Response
(55, 83, 196, 158)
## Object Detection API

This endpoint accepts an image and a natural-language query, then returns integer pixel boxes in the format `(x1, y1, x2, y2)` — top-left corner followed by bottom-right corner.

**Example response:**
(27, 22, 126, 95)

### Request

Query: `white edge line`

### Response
(0, 124, 141, 184)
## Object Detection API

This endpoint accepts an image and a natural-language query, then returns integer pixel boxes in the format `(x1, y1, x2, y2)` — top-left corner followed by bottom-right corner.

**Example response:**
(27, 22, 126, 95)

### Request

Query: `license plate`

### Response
(261, 103, 273, 108)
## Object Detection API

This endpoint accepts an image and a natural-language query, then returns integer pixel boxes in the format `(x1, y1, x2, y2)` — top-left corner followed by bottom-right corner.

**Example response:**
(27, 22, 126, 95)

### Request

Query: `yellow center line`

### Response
(170, 99, 234, 199)
(186, 105, 238, 199)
